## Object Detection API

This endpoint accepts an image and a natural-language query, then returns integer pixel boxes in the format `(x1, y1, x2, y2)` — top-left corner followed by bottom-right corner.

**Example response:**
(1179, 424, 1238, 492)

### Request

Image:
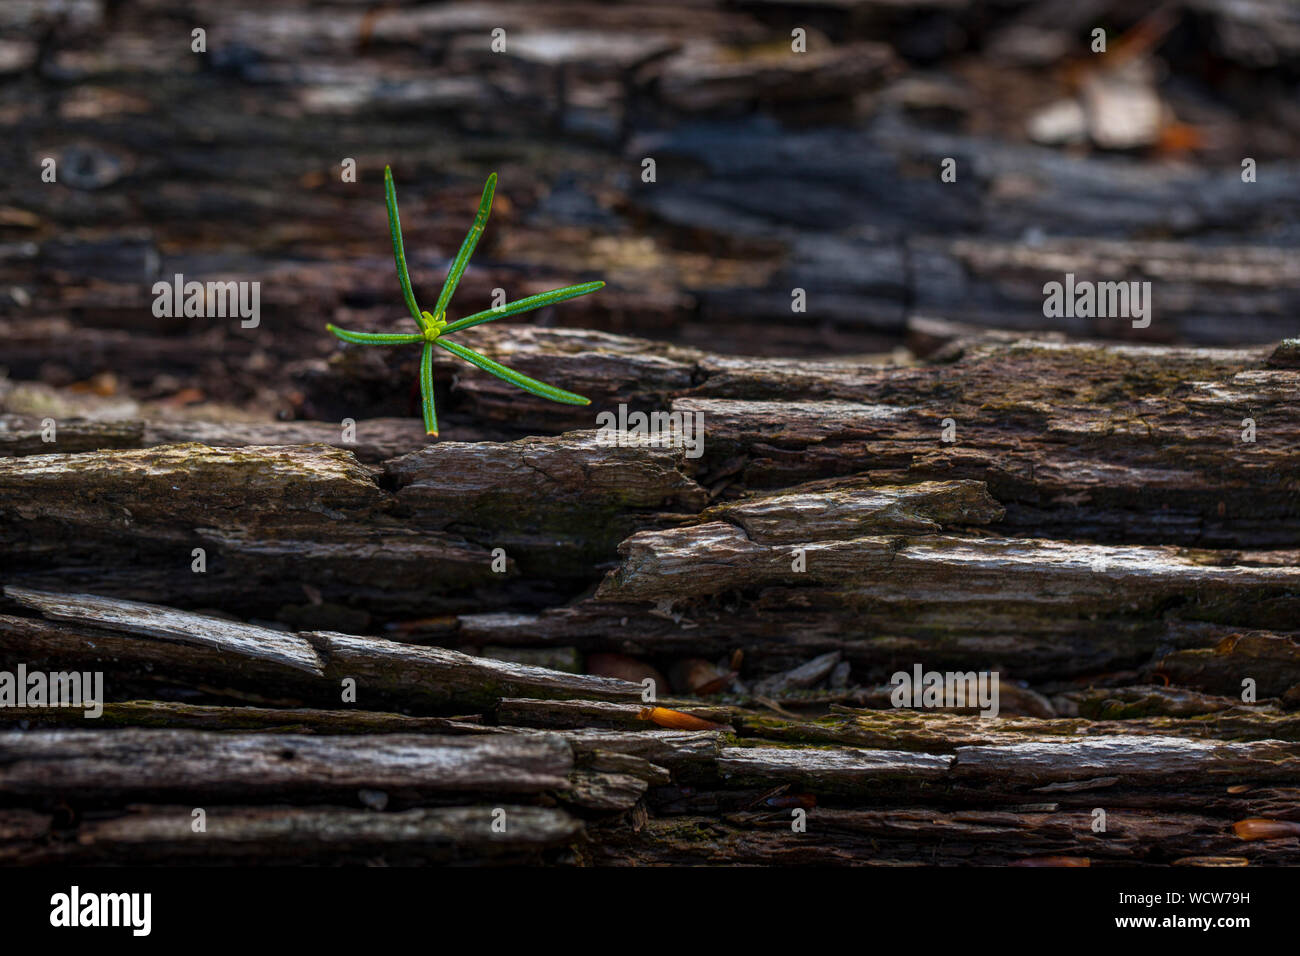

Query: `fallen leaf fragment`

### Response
(637, 706, 728, 731)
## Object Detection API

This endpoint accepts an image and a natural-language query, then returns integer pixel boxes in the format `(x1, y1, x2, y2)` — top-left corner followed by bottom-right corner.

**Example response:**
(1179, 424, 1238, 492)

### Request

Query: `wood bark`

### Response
(3, 0, 1300, 866)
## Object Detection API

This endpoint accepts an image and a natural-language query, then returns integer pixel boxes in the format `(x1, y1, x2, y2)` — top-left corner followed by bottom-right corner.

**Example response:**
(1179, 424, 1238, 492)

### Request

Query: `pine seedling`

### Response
(327, 167, 603, 436)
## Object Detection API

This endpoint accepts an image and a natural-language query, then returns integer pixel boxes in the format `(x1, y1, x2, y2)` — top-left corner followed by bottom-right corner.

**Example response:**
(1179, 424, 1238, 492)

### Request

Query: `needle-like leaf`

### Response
(420, 341, 438, 436)
(385, 166, 427, 331)
(435, 337, 590, 406)
(432, 173, 496, 323)
(328, 168, 601, 439)
(441, 281, 605, 336)
(326, 324, 424, 346)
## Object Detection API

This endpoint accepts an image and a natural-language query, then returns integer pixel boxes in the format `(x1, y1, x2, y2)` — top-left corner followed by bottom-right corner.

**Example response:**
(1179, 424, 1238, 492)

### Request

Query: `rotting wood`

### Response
(0, 805, 583, 866)
(0, 700, 500, 735)
(2, 587, 645, 708)
(0, 729, 576, 800)
(5, 332, 1298, 686)
(5, 0, 1300, 869)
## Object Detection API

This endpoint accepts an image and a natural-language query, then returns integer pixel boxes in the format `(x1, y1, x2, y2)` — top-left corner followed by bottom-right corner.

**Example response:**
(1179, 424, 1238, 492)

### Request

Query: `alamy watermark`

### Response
(50, 886, 151, 936)
(890, 664, 999, 718)
(152, 273, 260, 327)
(1042, 273, 1150, 329)
(0, 664, 103, 718)
(595, 404, 705, 459)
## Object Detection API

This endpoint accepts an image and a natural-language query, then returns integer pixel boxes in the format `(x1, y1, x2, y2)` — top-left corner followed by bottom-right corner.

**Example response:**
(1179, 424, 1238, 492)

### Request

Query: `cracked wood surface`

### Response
(0, 805, 584, 866)
(3, 586, 644, 708)
(1, 586, 1298, 863)
(4, 337, 1298, 857)
(4, 0, 1300, 868)
(0, 729, 576, 799)
(4, 0, 1299, 404)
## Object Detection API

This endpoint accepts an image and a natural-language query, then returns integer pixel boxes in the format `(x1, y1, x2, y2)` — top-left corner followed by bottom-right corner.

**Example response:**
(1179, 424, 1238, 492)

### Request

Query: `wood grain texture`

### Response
(4, 0, 1300, 867)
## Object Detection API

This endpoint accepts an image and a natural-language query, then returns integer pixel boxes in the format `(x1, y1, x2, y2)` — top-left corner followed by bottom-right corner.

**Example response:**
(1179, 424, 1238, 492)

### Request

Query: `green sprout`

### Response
(326, 166, 603, 436)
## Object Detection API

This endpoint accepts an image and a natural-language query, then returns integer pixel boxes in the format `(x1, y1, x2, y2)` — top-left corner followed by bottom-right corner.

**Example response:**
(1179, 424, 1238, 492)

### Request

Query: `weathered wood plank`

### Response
(0, 700, 500, 735)
(718, 746, 952, 792)
(0, 729, 575, 799)
(5, 586, 325, 676)
(586, 807, 1300, 866)
(952, 736, 1300, 786)
(0, 805, 584, 865)
(0, 594, 645, 709)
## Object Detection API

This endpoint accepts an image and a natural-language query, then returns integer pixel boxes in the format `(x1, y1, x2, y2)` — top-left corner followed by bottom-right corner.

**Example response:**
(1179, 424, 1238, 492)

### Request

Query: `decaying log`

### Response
(5, 336, 1300, 663)
(584, 807, 1300, 867)
(5, 0, 1300, 869)
(0, 805, 583, 865)
(1, 587, 644, 710)
(3, 330, 1298, 865)
(3, 593, 1298, 863)
(0, 729, 575, 801)
(5, 587, 326, 675)
(4, 0, 1299, 451)
(0, 700, 497, 735)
